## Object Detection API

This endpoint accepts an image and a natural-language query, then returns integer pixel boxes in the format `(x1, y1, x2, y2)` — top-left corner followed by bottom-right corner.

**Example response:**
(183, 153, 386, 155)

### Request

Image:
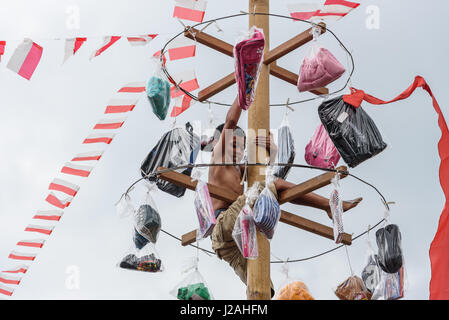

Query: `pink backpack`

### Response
(297, 45, 345, 93)
(234, 27, 265, 110)
(305, 123, 340, 169)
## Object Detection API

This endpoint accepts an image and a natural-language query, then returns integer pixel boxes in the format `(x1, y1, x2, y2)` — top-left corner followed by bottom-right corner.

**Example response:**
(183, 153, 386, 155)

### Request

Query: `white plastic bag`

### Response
(371, 262, 406, 300)
(329, 174, 344, 244)
(194, 180, 216, 240)
(361, 233, 382, 294)
(274, 112, 296, 179)
(115, 193, 135, 219)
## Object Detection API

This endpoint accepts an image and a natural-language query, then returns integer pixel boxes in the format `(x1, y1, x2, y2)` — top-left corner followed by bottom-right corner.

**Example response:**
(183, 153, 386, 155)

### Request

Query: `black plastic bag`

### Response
(318, 96, 387, 168)
(376, 224, 403, 274)
(141, 122, 200, 197)
(273, 114, 295, 179)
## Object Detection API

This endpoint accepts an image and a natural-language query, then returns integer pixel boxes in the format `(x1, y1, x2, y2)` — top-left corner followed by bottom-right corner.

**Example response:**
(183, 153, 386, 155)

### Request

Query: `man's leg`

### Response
(274, 178, 362, 219)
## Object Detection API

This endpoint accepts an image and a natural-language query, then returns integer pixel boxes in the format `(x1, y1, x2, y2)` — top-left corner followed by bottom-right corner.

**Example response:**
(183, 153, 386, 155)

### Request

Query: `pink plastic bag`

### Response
(234, 27, 265, 110)
(297, 43, 345, 92)
(305, 123, 340, 169)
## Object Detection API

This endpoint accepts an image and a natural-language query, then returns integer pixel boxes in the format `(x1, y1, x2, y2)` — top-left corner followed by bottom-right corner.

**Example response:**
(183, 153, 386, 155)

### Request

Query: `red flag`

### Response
(0, 41, 5, 62)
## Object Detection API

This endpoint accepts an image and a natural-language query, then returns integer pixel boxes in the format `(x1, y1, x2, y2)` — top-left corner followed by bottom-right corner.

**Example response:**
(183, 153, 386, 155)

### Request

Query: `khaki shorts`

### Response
(211, 182, 277, 297)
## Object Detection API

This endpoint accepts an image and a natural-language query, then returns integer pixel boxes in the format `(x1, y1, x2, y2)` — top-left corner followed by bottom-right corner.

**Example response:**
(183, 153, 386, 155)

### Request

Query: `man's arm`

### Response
(213, 97, 242, 161)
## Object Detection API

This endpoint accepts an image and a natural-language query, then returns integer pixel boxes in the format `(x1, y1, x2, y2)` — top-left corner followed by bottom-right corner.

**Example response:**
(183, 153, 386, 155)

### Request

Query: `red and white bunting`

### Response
(0, 273, 21, 286)
(90, 36, 121, 59)
(0, 284, 14, 297)
(0, 82, 145, 296)
(63, 37, 87, 63)
(171, 95, 195, 117)
(6, 38, 43, 80)
(45, 192, 73, 209)
(83, 133, 116, 145)
(2, 265, 29, 274)
(104, 98, 139, 114)
(287, 3, 320, 21)
(71, 150, 104, 162)
(315, 0, 360, 21)
(127, 34, 158, 46)
(24, 224, 54, 236)
(33, 210, 63, 221)
(170, 70, 199, 98)
(153, 50, 167, 65)
(167, 37, 196, 61)
(49, 178, 80, 196)
(173, 0, 208, 23)
(118, 82, 146, 93)
(8, 251, 37, 261)
(93, 117, 127, 130)
(16, 239, 45, 248)
(0, 41, 5, 62)
(61, 163, 93, 178)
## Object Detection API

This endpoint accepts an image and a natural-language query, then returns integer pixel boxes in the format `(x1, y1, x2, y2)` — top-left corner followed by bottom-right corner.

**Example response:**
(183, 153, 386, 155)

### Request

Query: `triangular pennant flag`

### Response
(173, 0, 208, 23)
(171, 95, 195, 117)
(315, 0, 360, 21)
(127, 34, 158, 46)
(0, 41, 5, 62)
(6, 38, 43, 80)
(90, 36, 121, 59)
(287, 3, 321, 21)
(63, 37, 87, 63)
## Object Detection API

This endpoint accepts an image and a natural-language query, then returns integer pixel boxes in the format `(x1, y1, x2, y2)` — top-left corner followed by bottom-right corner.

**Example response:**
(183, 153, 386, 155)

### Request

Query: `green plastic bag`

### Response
(146, 62, 171, 120)
(177, 282, 211, 300)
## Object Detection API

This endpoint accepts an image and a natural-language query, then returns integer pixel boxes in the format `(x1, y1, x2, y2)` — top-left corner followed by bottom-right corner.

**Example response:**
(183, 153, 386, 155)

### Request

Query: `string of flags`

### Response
(288, 0, 360, 22)
(0, 81, 146, 297)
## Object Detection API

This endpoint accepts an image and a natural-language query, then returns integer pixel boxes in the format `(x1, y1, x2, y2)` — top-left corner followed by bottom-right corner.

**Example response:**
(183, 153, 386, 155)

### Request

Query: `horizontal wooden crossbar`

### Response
(184, 28, 234, 57)
(198, 72, 236, 102)
(157, 166, 353, 247)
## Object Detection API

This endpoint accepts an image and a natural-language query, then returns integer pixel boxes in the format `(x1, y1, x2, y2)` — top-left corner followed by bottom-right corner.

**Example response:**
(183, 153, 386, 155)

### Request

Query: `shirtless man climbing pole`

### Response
(208, 97, 362, 295)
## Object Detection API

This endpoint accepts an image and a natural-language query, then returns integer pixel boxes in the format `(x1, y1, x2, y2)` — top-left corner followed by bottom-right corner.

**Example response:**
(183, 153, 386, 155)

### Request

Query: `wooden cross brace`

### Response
(183, 22, 329, 102)
(157, 166, 354, 246)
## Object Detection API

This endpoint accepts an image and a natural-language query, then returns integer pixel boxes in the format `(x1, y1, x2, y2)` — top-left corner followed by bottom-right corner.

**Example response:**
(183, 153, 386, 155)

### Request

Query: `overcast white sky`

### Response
(0, 0, 448, 300)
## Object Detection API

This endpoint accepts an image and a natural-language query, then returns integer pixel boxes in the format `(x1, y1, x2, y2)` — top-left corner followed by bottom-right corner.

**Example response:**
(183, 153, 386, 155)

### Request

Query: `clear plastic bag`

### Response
(170, 261, 213, 300)
(232, 186, 260, 259)
(297, 26, 345, 92)
(253, 172, 281, 240)
(371, 262, 406, 300)
(194, 180, 216, 240)
(305, 123, 340, 169)
(361, 235, 382, 293)
(376, 223, 403, 274)
(146, 58, 171, 120)
(329, 174, 344, 244)
(335, 275, 372, 300)
(133, 184, 162, 249)
(115, 193, 135, 219)
(274, 113, 296, 179)
(234, 26, 265, 110)
(318, 95, 387, 168)
(275, 263, 314, 300)
(140, 122, 200, 197)
(118, 242, 163, 273)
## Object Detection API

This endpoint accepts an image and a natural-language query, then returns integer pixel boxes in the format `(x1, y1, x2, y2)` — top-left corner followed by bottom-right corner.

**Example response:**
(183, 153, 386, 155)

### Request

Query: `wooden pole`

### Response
(247, 0, 271, 300)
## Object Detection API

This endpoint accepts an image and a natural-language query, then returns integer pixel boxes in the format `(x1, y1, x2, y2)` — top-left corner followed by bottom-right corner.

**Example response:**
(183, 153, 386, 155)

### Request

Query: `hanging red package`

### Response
(343, 76, 449, 299)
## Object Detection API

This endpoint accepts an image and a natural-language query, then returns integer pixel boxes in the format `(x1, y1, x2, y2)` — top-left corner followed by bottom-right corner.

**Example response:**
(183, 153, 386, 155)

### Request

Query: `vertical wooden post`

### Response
(247, 0, 271, 300)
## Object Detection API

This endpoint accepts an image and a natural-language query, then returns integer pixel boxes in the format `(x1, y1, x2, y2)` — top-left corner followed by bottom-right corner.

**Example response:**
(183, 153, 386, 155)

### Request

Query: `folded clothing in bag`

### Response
(146, 76, 171, 121)
(234, 27, 265, 110)
(133, 204, 161, 248)
(335, 275, 372, 300)
(119, 253, 162, 272)
(194, 180, 216, 240)
(177, 283, 211, 300)
(297, 45, 345, 93)
(376, 224, 403, 274)
(305, 123, 340, 169)
(253, 184, 280, 240)
(362, 254, 382, 293)
(276, 281, 314, 300)
(318, 96, 387, 168)
(141, 122, 200, 197)
(274, 116, 296, 179)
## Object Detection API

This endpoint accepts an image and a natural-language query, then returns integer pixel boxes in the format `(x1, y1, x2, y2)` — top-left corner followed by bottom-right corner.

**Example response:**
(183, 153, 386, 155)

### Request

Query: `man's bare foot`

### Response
(326, 197, 363, 219)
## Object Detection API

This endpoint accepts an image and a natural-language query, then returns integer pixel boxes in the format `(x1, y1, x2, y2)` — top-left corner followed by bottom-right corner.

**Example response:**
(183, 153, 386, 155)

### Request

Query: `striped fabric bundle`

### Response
(0, 81, 146, 297)
(253, 185, 281, 240)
